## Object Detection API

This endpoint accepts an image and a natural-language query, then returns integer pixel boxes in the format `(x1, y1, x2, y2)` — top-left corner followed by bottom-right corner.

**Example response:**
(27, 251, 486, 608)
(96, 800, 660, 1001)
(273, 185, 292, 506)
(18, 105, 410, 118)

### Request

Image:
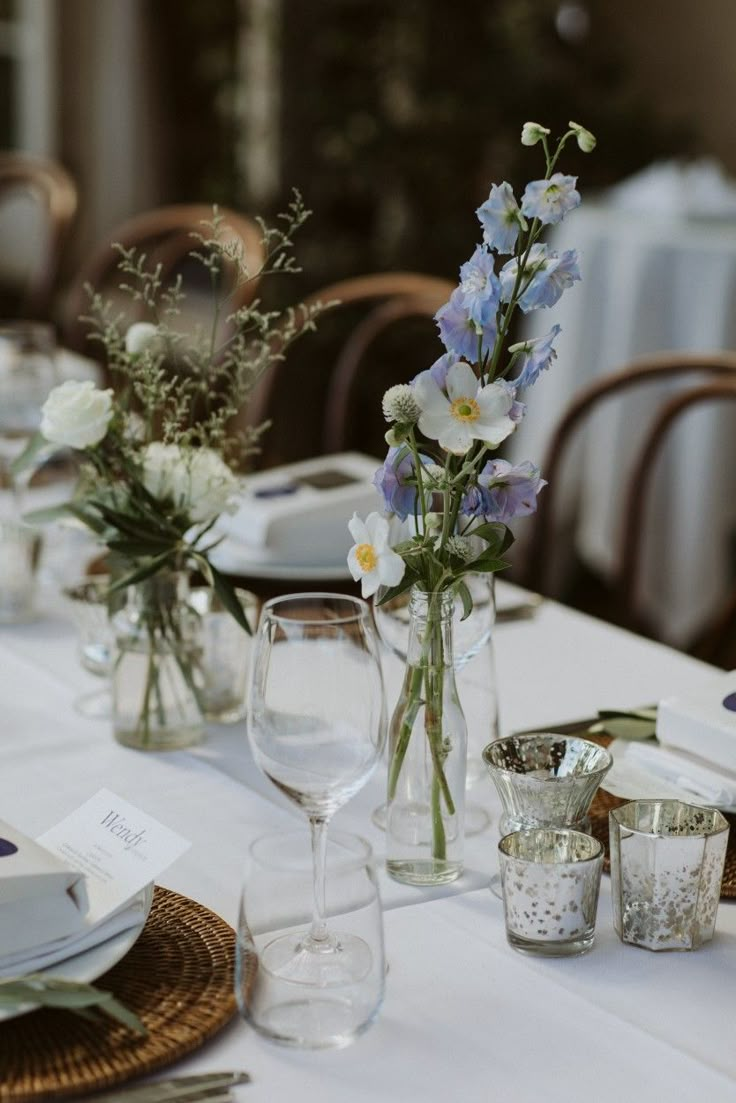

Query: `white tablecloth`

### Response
(508, 202, 736, 646)
(2, 581, 734, 1101)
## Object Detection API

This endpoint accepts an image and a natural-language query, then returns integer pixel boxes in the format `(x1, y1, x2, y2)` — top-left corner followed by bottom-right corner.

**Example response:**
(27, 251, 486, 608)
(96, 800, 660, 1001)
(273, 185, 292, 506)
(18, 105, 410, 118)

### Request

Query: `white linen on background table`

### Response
(507, 200, 736, 646)
(1, 578, 733, 1100)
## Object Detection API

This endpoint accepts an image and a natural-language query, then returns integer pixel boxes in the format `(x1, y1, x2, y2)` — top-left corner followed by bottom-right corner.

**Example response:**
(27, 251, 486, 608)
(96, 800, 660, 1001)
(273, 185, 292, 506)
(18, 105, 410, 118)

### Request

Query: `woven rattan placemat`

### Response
(0, 886, 238, 1102)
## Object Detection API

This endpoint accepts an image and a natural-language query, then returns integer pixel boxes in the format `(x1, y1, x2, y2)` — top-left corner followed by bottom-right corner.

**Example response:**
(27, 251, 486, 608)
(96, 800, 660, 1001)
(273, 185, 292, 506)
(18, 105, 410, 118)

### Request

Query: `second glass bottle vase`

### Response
(386, 588, 467, 885)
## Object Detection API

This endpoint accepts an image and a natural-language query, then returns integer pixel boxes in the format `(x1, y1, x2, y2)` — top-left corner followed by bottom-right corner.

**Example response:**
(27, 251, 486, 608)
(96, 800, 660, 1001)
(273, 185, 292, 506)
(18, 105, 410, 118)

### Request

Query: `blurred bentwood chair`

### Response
(62, 203, 266, 358)
(244, 272, 455, 463)
(520, 352, 736, 661)
(0, 152, 78, 319)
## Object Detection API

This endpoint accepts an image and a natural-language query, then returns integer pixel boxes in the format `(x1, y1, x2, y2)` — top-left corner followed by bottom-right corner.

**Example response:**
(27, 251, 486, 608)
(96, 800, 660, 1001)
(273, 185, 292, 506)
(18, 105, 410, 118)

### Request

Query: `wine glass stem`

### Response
(309, 814, 330, 943)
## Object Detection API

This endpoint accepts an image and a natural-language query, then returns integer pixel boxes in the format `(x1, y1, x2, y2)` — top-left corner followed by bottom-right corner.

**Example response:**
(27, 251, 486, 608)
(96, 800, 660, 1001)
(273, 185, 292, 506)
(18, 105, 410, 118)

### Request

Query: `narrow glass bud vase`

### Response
(386, 587, 467, 885)
(112, 570, 204, 750)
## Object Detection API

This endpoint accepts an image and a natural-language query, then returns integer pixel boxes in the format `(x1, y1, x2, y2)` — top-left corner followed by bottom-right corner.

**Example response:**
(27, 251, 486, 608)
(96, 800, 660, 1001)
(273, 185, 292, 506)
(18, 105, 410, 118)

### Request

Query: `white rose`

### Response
(141, 442, 238, 524)
(125, 322, 160, 356)
(40, 380, 114, 449)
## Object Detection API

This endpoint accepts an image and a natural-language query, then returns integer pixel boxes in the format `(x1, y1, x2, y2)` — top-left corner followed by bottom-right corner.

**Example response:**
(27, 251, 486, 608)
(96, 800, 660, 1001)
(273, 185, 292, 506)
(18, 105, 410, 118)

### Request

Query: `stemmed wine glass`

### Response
(0, 322, 59, 514)
(247, 593, 386, 987)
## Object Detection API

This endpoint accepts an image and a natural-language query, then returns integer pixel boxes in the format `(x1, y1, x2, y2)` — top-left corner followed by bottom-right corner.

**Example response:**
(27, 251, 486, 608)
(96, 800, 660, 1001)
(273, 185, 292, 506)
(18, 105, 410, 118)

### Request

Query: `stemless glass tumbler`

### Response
(609, 799, 730, 951)
(499, 827, 604, 956)
(236, 830, 385, 1048)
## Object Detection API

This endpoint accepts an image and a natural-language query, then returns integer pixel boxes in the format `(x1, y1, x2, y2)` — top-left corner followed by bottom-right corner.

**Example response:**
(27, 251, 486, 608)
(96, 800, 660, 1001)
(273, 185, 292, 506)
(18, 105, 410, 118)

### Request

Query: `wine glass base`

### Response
(74, 689, 112, 720)
(253, 997, 378, 1050)
(262, 929, 372, 988)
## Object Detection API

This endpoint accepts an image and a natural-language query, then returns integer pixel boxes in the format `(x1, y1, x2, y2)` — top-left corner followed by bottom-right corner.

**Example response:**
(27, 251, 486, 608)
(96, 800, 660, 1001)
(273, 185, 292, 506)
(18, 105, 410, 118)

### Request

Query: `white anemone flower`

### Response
(347, 511, 405, 599)
(414, 361, 516, 455)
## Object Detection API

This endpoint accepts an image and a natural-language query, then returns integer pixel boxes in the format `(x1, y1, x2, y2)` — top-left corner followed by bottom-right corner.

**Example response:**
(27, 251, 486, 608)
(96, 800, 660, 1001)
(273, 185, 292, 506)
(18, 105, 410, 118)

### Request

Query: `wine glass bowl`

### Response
(0, 322, 59, 509)
(246, 593, 386, 1002)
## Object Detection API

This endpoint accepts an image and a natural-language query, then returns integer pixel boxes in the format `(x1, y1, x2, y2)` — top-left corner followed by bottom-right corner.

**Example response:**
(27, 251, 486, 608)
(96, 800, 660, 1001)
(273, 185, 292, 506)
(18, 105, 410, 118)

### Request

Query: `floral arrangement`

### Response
(19, 197, 319, 745)
(348, 121, 595, 605)
(346, 121, 595, 879)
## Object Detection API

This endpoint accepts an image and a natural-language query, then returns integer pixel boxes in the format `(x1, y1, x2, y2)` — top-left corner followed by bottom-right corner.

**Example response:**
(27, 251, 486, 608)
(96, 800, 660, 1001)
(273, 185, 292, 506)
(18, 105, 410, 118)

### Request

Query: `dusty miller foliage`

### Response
(81, 190, 323, 467)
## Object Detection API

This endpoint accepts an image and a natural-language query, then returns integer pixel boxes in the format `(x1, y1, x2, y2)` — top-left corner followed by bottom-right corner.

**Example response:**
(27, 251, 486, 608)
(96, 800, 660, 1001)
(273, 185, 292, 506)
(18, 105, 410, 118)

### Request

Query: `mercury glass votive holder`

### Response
(609, 799, 729, 951)
(482, 734, 612, 835)
(499, 828, 604, 956)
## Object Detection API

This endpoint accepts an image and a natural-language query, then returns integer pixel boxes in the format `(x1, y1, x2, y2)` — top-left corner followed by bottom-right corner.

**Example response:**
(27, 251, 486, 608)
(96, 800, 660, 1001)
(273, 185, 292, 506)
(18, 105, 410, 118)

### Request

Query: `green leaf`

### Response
(376, 570, 418, 606)
(0, 976, 146, 1035)
(455, 579, 473, 621)
(9, 431, 53, 476)
(464, 553, 510, 574)
(21, 502, 75, 526)
(108, 551, 174, 592)
(205, 559, 253, 634)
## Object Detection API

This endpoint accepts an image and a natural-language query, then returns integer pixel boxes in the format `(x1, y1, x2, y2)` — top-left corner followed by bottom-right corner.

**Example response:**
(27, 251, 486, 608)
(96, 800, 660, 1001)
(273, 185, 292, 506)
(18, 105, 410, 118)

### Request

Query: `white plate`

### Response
(0, 884, 153, 1022)
(212, 540, 353, 581)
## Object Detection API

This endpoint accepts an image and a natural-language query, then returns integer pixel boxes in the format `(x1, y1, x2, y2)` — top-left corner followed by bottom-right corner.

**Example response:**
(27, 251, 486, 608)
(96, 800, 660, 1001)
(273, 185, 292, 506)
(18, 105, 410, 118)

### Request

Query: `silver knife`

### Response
(91, 1072, 251, 1102)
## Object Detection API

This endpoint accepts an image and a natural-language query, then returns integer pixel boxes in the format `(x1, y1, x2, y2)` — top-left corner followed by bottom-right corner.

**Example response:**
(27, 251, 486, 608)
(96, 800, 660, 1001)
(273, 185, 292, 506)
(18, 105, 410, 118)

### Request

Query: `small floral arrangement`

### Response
(19, 197, 319, 746)
(347, 121, 595, 605)
(347, 121, 595, 879)
(23, 197, 317, 624)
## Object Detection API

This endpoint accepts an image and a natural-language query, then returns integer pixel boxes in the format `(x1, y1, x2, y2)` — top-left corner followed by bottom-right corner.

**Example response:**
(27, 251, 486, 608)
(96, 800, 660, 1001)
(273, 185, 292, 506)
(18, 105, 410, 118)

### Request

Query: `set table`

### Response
(2, 578, 735, 1102)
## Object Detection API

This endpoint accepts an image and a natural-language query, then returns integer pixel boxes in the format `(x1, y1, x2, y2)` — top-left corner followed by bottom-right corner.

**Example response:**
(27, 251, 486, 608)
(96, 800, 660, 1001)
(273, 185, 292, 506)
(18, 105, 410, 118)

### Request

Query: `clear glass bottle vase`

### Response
(386, 587, 467, 885)
(111, 569, 204, 750)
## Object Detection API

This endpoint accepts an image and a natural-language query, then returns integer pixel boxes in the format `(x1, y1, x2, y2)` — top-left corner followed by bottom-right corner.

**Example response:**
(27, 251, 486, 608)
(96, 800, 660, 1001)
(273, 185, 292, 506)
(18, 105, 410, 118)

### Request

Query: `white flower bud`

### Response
(569, 120, 596, 153)
(521, 121, 551, 147)
(424, 512, 442, 531)
(142, 442, 239, 524)
(382, 383, 421, 424)
(425, 463, 446, 486)
(385, 427, 409, 447)
(446, 535, 474, 562)
(41, 380, 114, 449)
(125, 321, 160, 356)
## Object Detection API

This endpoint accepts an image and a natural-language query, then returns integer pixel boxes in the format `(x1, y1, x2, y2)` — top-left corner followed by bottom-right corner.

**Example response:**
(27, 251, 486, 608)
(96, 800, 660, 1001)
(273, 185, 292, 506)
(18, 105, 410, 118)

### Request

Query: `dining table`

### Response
(2, 568, 735, 1103)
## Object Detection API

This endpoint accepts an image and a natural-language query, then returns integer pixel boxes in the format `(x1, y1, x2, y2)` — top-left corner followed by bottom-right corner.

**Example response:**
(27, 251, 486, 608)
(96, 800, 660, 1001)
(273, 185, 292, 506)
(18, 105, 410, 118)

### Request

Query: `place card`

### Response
(37, 788, 190, 926)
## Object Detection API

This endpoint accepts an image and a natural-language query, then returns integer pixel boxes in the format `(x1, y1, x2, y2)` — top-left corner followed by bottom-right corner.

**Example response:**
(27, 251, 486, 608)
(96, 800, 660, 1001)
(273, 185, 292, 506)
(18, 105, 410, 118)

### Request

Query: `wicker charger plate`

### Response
(0, 886, 238, 1102)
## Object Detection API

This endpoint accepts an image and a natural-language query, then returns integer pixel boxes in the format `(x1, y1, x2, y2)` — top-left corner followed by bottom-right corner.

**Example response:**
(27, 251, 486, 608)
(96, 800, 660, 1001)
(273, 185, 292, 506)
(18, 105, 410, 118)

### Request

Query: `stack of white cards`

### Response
(0, 789, 190, 977)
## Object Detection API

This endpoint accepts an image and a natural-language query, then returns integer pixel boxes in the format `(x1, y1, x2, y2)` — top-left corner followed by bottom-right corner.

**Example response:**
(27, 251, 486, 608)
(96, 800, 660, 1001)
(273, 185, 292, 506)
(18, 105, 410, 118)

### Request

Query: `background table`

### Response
(2, 579, 735, 1101)
(508, 201, 736, 647)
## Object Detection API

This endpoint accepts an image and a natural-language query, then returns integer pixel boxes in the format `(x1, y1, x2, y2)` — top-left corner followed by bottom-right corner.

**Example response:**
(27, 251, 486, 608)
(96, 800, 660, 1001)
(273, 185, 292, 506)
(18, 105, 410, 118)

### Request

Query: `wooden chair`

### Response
(520, 351, 736, 651)
(244, 271, 455, 465)
(61, 203, 266, 357)
(0, 152, 78, 318)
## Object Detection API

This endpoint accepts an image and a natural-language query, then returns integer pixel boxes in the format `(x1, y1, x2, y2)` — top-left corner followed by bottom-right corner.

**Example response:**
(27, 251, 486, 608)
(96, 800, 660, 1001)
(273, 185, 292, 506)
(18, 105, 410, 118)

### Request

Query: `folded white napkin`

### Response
(214, 451, 381, 567)
(607, 158, 736, 220)
(657, 669, 736, 774)
(624, 742, 736, 809)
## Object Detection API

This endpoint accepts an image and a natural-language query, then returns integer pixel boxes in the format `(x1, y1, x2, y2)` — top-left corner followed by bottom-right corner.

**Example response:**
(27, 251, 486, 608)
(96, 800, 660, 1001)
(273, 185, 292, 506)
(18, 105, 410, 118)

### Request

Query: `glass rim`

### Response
(249, 828, 373, 874)
(498, 826, 604, 864)
(610, 798, 730, 838)
(261, 591, 371, 626)
(482, 733, 612, 779)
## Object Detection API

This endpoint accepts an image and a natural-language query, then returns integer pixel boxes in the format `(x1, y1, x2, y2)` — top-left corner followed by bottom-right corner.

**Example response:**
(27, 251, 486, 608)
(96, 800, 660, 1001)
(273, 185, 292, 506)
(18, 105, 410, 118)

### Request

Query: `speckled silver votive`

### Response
(498, 828, 604, 957)
(609, 800, 729, 952)
(483, 734, 612, 835)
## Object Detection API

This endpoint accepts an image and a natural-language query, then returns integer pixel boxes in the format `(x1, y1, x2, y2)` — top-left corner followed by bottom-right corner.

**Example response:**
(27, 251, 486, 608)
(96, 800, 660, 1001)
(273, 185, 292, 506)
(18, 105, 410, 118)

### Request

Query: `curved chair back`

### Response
(521, 351, 736, 640)
(0, 152, 78, 318)
(62, 203, 265, 356)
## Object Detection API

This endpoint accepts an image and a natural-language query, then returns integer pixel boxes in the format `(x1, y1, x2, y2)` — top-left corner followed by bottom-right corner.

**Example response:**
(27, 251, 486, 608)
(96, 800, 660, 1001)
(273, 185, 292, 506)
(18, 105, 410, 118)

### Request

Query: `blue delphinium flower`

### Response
(427, 351, 455, 390)
(462, 459, 546, 521)
(373, 447, 429, 521)
(458, 245, 500, 325)
(435, 287, 497, 361)
(476, 182, 527, 254)
(500, 245, 580, 312)
(521, 173, 580, 225)
(510, 324, 561, 389)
